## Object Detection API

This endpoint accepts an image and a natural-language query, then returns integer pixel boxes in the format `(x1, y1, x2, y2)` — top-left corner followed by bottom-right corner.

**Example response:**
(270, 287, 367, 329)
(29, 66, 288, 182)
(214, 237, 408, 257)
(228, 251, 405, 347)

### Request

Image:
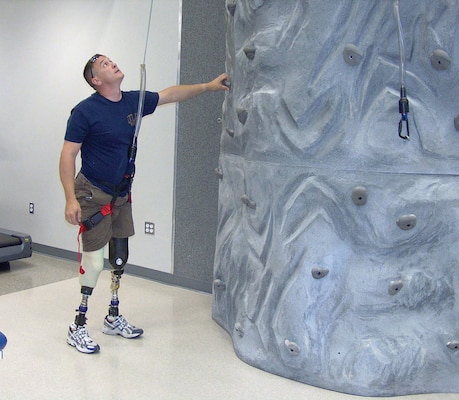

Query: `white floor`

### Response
(0, 255, 458, 400)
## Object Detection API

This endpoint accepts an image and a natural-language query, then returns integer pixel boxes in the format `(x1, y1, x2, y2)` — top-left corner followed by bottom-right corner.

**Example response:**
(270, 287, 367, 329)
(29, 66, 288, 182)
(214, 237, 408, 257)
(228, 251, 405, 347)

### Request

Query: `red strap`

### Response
(101, 203, 113, 216)
(75, 202, 118, 266)
(77, 225, 84, 266)
(76, 203, 112, 265)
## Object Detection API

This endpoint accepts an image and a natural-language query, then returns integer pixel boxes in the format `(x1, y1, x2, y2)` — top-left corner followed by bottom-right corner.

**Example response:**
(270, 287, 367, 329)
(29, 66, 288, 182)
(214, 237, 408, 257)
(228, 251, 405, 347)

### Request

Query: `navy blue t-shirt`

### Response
(65, 90, 159, 195)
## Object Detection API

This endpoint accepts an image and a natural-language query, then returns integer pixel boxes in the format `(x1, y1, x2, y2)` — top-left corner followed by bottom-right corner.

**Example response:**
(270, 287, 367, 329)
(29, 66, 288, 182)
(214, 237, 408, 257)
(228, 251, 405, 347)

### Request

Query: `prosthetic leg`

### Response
(67, 248, 104, 354)
(108, 237, 128, 318)
(73, 238, 128, 325)
(75, 248, 105, 327)
(102, 238, 143, 338)
(69, 238, 142, 354)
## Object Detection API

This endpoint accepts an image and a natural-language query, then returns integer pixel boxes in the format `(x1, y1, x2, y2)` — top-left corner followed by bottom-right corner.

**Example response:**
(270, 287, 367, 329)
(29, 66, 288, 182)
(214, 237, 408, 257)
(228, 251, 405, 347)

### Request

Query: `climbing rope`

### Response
(129, 0, 154, 164)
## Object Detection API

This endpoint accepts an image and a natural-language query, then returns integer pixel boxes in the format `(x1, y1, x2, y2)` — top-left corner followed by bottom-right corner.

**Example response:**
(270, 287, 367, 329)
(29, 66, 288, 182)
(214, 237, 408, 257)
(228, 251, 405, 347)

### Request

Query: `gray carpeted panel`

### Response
(173, 0, 226, 282)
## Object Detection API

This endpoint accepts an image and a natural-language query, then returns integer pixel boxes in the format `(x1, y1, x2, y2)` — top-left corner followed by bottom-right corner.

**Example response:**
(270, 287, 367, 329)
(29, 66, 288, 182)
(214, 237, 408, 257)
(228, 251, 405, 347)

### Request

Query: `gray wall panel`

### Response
(174, 0, 226, 286)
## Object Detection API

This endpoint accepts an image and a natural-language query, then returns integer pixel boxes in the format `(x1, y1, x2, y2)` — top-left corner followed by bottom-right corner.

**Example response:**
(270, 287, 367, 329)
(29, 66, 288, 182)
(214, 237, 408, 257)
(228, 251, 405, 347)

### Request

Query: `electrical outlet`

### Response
(29, 202, 34, 214)
(144, 222, 155, 235)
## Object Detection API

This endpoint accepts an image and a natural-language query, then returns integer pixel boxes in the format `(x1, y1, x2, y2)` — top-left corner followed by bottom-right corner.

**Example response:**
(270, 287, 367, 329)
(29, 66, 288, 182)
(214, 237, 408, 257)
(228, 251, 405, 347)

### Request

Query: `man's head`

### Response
(83, 54, 124, 89)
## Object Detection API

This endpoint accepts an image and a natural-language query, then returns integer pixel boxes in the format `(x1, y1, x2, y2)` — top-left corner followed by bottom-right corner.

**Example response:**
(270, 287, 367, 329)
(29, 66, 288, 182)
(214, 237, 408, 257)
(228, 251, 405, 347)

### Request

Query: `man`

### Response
(60, 54, 228, 354)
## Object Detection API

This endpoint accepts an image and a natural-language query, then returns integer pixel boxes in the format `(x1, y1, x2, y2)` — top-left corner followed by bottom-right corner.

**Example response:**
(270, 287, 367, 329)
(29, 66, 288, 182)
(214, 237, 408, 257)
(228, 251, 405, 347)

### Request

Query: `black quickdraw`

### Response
(393, 0, 411, 141)
(398, 86, 410, 140)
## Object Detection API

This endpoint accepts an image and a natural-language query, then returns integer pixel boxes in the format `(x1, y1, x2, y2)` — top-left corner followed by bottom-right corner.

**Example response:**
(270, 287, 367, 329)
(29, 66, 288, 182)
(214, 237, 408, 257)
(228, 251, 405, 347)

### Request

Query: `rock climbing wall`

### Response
(212, 0, 459, 396)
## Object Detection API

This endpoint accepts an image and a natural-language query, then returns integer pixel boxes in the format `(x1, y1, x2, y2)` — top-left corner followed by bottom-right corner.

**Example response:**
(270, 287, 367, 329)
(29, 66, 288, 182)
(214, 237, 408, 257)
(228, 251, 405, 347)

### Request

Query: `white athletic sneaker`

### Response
(67, 323, 100, 354)
(102, 315, 143, 338)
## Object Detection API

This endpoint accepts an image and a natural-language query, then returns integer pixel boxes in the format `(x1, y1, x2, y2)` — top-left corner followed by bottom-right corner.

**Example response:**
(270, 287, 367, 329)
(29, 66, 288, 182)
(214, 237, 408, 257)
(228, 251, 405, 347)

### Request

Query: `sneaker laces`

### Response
(73, 326, 93, 343)
(116, 316, 131, 331)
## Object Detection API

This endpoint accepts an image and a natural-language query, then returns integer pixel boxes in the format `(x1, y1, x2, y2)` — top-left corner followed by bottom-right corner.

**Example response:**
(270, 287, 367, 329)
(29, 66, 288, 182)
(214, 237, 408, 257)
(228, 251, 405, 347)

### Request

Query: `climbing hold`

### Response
(226, 128, 235, 138)
(0, 331, 7, 359)
(285, 340, 301, 355)
(351, 186, 368, 206)
(430, 49, 451, 70)
(241, 194, 256, 209)
(213, 278, 226, 290)
(223, 79, 232, 89)
(235, 322, 244, 338)
(312, 267, 329, 279)
(396, 214, 417, 230)
(214, 168, 223, 179)
(243, 46, 256, 60)
(343, 44, 363, 66)
(237, 107, 248, 125)
(454, 115, 459, 132)
(447, 341, 459, 351)
(227, 1, 236, 16)
(388, 280, 404, 295)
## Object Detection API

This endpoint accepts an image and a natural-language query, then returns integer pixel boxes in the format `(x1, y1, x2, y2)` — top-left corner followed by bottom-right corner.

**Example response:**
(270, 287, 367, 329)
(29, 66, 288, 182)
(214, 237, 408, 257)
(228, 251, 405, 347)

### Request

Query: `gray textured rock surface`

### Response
(212, 0, 459, 396)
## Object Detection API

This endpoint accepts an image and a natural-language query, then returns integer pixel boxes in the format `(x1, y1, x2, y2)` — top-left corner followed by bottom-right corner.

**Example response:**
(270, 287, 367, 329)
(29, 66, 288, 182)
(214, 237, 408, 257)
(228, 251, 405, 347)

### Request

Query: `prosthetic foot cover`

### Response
(79, 248, 104, 288)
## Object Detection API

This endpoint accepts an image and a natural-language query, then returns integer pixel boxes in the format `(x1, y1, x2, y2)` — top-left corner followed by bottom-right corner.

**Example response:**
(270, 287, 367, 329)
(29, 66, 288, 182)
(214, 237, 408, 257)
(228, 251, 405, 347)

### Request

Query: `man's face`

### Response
(91, 55, 124, 86)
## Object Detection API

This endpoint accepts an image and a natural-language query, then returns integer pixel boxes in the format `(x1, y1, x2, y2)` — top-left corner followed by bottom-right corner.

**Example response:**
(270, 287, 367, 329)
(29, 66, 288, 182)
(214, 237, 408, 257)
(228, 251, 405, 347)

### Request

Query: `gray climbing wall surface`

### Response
(212, 0, 459, 397)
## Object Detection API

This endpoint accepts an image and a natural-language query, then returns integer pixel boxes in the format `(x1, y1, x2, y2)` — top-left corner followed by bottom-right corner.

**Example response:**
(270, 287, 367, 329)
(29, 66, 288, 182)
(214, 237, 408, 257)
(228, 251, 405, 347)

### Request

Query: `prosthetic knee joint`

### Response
(108, 237, 129, 317)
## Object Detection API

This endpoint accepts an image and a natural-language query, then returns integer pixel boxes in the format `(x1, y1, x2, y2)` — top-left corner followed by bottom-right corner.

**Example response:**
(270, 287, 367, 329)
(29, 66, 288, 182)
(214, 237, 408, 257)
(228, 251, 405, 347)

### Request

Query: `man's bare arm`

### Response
(158, 73, 229, 106)
(59, 140, 82, 225)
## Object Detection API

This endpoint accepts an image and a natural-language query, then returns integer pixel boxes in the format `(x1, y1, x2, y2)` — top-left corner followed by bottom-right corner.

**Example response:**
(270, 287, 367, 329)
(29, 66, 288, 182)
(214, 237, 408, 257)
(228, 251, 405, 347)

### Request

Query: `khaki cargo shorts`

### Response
(75, 173, 134, 252)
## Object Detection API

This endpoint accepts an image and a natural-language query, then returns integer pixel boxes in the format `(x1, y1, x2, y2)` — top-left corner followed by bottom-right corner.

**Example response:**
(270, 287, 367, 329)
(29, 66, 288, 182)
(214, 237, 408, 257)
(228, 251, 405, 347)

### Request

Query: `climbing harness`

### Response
(393, 0, 410, 140)
(79, 0, 154, 238)
(79, 179, 131, 234)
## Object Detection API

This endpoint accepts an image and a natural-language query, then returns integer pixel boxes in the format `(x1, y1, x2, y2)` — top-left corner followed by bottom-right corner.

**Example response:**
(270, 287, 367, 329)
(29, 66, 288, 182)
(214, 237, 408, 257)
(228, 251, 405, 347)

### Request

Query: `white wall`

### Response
(0, 0, 181, 273)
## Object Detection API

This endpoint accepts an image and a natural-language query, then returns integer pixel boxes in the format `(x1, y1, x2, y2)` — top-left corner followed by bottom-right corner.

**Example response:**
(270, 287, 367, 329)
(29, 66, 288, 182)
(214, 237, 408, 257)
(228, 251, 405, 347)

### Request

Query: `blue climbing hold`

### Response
(0, 331, 7, 358)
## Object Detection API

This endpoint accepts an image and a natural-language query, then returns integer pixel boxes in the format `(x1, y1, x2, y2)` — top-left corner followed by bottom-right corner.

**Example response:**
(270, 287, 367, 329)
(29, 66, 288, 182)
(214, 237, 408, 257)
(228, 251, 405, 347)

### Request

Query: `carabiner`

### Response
(398, 114, 410, 140)
(398, 87, 410, 140)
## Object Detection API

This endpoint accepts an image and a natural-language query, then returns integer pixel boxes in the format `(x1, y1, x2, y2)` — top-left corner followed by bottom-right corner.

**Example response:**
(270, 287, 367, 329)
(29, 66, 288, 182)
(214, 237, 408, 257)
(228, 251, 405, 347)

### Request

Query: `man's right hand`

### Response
(65, 198, 82, 225)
